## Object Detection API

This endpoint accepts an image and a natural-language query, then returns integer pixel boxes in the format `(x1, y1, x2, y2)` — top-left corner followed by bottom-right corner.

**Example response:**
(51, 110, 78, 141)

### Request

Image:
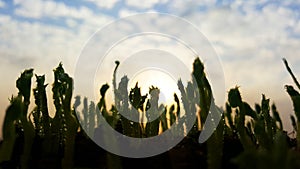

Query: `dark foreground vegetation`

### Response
(0, 58, 300, 169)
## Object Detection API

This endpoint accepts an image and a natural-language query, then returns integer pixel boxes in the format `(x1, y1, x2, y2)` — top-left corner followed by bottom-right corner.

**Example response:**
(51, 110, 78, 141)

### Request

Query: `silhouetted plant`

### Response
(283, 58, 300, 150)
(0, 95, 23, 164)
(51, 63, 78, 169)
(2, 57, 300, 169)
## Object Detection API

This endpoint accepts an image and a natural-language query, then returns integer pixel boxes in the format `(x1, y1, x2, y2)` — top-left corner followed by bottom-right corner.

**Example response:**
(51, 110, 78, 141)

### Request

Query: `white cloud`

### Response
(0, 16, 113, 69)
(85, 0, 119, 9)
(118, 9, 158, 18)
(168, 0, 217, 15)
(0, 0, 5, 8)
(0, 14, 10, 23)
(185, 4, 299, 58)
(14, 0, 43, 18)
(118, 9, 138, 18)
(172, 0, 216, 9)
(66, 18, 78, 28)
(1, 3, 115, 100)
(14, 0, 97, 20)
(125, 0, 168, 9)
(12, 0, 115, 34)
(294, 21, 300, 34)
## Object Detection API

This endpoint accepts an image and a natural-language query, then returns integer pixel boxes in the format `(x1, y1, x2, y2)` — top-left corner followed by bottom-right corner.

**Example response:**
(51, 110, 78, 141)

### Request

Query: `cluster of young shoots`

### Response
(1, 58, 300, 169)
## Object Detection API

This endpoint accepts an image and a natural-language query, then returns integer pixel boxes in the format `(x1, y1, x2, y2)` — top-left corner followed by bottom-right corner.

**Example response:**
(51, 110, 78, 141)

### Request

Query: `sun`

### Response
(128, 67, 181, 106)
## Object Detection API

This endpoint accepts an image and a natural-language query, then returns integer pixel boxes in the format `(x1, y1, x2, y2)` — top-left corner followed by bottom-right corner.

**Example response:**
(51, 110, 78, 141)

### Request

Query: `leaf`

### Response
(100, 84, 109, 97)
(243, 102, 257, 120)
(228, 87, 242, 108)
(283, 58, 300, 90)
(285, 85, 300, 121)
(129, 82, 147, 111)
(16, 68, 34, 102)
(291, 115, 297, 131)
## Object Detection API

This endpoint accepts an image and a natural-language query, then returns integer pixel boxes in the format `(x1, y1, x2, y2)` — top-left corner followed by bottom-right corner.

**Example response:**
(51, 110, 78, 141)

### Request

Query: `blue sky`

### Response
(1, 0, 300, 137)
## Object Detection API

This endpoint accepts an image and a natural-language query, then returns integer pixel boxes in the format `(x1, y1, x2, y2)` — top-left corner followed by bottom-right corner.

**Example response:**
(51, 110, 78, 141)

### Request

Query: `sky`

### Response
(1, 0, 300, 138)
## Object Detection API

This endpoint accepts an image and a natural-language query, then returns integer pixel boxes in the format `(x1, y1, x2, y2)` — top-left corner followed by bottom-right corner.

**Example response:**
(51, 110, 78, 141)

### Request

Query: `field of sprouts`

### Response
(0, 58, 300, 169)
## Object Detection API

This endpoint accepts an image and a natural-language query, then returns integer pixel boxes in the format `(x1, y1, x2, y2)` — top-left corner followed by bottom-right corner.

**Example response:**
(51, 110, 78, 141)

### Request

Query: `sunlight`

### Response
(128, 67, 180, 105)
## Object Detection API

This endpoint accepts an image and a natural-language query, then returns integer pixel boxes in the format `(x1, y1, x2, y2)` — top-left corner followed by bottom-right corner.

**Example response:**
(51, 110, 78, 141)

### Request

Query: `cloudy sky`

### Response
(1, 0, 300, 137)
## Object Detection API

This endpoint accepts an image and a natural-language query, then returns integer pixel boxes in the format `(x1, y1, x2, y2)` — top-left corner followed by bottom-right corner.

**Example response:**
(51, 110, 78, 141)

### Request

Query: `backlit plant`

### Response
(1, 57, 300, 169)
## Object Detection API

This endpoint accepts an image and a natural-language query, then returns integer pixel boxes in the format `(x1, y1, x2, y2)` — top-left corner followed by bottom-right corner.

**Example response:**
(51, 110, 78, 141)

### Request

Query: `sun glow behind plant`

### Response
(128, 67, 181, 106)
